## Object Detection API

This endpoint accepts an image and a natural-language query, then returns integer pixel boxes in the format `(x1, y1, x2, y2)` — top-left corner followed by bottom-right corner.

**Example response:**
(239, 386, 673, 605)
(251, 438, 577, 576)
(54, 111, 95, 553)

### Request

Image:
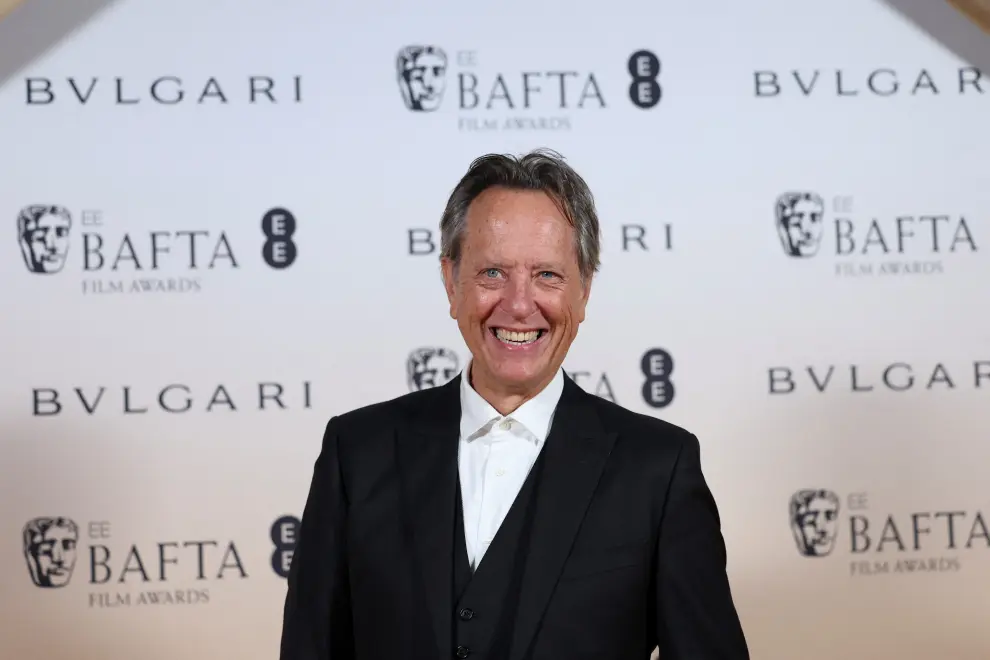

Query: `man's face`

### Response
(779, 198, 823, 257)
(21, 211, 71, 273)
(442, 187, 591, 397)
(26, 524, 78, 587)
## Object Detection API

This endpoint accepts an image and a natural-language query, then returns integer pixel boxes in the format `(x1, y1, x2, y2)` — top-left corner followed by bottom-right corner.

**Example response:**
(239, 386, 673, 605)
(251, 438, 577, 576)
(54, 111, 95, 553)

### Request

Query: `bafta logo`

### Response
(17, 205, 72, 274)
(396, 45, 448, 112)
(789, 489, 840, 557)
(24, 516, 79, 588)
(407, 347, 460, 391)
(775, 192, 824, 258)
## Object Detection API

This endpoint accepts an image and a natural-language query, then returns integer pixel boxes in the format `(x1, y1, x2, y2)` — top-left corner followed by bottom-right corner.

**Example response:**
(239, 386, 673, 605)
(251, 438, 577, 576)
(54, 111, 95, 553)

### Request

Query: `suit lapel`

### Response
(394, 375, 462, 660)
(510, 376, 617, 660)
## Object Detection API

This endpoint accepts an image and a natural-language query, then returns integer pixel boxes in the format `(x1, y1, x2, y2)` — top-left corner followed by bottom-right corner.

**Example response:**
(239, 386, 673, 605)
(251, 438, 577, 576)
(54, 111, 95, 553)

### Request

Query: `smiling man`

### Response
(280, 149, 749, 660)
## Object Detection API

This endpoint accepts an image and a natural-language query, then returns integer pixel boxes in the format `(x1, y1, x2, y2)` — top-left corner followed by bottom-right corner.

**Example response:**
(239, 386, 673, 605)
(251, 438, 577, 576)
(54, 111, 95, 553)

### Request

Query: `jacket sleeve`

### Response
(654, 433, 749, 659)
(280, 417, 355, 660)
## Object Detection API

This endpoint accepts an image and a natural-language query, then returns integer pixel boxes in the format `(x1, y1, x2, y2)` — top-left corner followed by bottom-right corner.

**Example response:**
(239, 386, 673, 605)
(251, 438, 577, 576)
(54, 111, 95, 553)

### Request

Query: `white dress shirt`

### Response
(457, 365, 565, 571)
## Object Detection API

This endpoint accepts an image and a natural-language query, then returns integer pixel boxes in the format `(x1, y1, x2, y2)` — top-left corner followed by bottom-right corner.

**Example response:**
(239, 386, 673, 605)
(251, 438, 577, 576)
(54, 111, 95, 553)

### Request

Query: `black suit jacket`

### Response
(280, 373, 748, 660)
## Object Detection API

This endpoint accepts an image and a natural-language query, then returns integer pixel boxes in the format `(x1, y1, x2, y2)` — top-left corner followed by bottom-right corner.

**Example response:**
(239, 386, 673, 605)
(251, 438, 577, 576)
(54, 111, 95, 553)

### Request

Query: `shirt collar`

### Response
(459, 362, 565, 444)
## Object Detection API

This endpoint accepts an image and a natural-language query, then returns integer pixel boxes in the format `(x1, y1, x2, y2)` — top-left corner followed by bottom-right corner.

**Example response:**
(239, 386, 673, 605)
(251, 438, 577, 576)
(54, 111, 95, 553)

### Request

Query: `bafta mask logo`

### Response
(24, 516, 79, 588)
(18, 204, 72, 273)
(396, 45, 448, 112)
(789, 489, 840, 557)
(407, 347, 460, 391)
(775, 192, 824, 258)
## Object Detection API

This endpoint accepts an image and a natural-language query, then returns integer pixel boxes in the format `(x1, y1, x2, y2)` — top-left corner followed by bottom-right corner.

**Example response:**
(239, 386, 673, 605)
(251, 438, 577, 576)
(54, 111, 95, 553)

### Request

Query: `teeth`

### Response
(495, 329, 540, 344)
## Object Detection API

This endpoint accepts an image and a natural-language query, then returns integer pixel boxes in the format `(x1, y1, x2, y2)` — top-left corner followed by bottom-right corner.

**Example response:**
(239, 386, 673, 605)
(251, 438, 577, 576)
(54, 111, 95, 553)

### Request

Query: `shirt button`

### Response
(498, 419, 511, 430)
(495, 468, 506, 477)
(455, 645, 471, 658)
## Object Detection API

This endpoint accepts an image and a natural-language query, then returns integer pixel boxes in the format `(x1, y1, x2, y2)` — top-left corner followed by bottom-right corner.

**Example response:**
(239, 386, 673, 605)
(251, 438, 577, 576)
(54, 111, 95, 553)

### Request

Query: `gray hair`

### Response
(439, 148, 601, 281)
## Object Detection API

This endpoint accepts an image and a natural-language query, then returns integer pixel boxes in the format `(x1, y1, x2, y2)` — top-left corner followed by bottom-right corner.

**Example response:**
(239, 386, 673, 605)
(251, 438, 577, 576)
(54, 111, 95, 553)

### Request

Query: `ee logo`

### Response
(270, 515, 300, 578)
(262, 207, 298, 269)
(628, 50, 661, 109)
(641, 348, 675, 408)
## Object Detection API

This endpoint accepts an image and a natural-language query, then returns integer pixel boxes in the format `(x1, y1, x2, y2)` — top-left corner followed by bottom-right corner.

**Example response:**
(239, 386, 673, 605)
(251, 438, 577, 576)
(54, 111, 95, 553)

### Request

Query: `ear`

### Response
(440, 258, 458, 319)
(575, 274, 593, 324)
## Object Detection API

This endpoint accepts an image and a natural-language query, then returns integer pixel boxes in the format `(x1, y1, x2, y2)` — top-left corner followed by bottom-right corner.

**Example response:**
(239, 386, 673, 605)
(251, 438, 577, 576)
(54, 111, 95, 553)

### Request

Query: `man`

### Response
(280, 149, 749, 659)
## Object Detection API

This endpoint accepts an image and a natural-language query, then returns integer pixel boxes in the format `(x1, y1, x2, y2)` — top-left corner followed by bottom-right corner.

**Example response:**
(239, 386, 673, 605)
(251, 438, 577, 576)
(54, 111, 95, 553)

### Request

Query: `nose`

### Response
(503, 275, 538, 318)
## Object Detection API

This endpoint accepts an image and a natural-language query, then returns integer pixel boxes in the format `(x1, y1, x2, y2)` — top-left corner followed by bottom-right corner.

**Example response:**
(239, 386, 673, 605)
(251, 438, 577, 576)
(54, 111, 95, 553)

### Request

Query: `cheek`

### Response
(535, 294, 572, 321)
(460, 289, 500, 318)
(568, 295, 589, 325)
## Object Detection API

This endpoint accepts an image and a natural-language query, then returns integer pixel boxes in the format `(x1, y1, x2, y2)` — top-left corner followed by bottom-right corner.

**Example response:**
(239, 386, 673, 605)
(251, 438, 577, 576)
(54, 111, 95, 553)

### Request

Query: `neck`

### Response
(469, 364, 557, 416)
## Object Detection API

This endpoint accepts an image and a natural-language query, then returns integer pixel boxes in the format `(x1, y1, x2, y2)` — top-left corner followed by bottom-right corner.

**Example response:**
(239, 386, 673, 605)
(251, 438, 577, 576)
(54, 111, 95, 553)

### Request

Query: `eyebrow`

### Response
(478, 262, 565, 272)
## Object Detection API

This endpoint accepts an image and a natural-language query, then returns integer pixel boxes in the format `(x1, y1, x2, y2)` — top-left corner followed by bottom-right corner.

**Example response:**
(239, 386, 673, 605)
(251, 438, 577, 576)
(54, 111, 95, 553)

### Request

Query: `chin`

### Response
(493, 363, 542, 383)
(487, 356, 555, 389)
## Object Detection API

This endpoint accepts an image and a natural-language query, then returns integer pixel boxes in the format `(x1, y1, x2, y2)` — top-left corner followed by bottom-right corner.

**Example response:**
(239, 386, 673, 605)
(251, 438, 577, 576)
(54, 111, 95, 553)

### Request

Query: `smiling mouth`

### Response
(491, 328, 546, 345)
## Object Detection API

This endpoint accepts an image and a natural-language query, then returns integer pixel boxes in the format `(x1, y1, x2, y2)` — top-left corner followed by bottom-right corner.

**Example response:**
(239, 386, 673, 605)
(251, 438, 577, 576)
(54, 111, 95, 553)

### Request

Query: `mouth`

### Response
(490, 327, 547, 346)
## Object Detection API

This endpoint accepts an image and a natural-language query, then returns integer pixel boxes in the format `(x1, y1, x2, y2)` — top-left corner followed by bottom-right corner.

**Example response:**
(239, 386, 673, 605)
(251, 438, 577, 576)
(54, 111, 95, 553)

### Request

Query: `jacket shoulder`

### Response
(324, 385, 446, 437)
(587, 393, 696, 451)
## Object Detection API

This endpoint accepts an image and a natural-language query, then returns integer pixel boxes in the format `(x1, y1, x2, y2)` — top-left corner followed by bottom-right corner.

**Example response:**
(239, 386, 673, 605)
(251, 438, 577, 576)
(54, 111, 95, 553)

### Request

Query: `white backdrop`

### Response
(1, 0, 988, 658)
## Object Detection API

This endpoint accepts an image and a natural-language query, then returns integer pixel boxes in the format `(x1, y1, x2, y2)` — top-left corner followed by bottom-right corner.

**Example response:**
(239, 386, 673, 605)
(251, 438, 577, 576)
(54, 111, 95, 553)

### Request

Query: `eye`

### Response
(484, 268, 501, 278)
(538, 271, 557, 279)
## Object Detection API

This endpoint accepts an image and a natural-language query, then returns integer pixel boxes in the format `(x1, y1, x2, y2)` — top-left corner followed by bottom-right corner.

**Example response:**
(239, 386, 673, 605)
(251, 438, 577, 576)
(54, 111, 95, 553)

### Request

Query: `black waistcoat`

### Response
(450, 446, 547, 660)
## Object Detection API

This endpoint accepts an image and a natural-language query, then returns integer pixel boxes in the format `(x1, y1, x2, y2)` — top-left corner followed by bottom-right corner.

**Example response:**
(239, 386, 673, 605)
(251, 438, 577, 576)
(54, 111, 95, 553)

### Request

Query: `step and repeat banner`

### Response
(1, 0, 988, 658)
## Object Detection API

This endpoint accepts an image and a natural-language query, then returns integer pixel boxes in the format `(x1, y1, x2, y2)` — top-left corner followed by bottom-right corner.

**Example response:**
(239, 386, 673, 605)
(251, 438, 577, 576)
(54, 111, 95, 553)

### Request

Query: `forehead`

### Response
(463, 187, 574, 256)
